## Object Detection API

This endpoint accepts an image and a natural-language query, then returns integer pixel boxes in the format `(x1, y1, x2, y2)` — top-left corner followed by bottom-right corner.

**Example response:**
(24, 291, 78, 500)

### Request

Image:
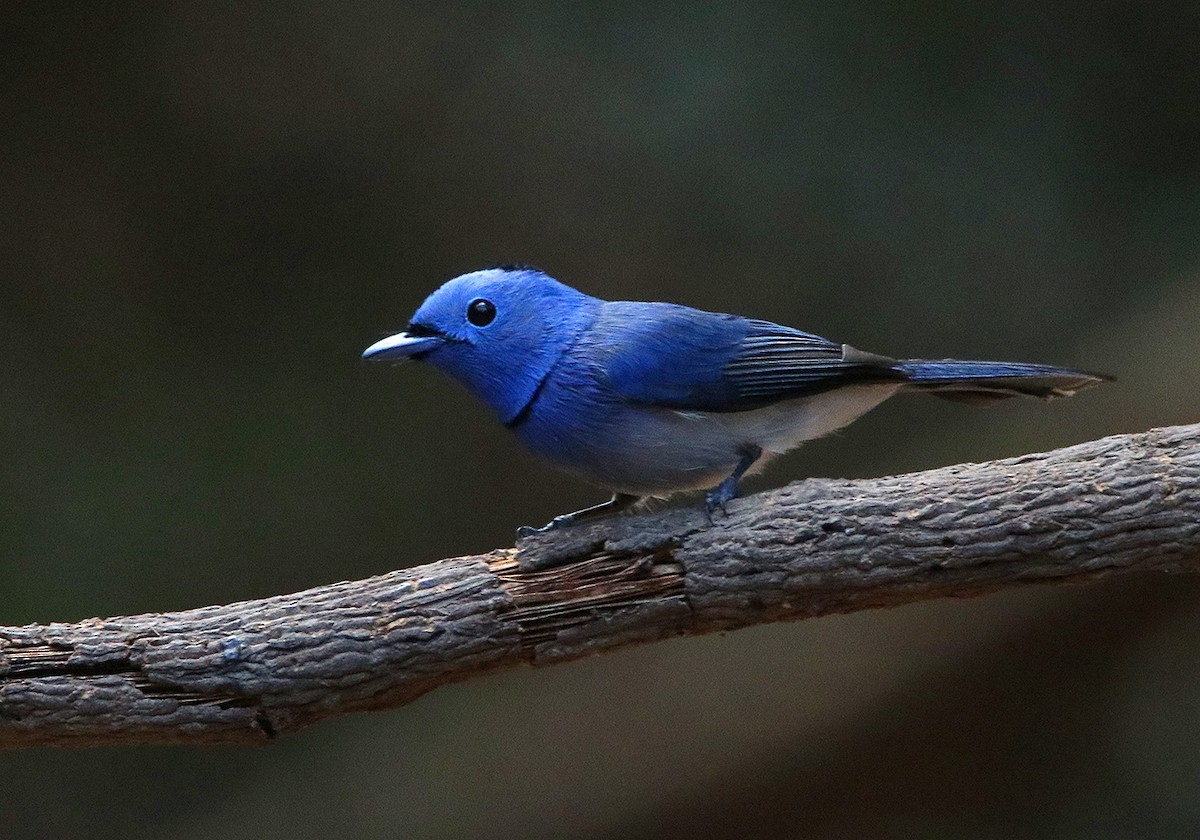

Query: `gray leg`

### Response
(705, 445, 763, 516)
(517, 493, 641, 538)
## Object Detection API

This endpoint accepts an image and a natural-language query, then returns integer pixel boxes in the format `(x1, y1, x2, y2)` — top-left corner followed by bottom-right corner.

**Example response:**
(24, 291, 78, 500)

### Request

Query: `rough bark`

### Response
(3, 423, 1199, 747)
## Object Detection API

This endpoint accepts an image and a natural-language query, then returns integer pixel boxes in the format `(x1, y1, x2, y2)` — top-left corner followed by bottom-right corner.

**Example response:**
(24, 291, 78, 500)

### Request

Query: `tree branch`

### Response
(3, 423, 1199, 748)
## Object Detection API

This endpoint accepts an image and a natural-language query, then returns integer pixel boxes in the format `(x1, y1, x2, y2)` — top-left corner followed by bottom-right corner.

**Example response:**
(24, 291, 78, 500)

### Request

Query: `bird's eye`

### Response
(467, 298, 496, 327)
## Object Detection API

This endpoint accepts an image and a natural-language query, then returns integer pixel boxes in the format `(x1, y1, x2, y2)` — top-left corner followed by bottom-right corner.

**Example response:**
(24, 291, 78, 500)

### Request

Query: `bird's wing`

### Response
(591, 302, 903, 412)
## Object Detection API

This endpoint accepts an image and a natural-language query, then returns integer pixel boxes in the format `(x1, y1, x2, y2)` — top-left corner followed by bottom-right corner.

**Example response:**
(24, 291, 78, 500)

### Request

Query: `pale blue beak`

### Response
(362, 331, 444, 361)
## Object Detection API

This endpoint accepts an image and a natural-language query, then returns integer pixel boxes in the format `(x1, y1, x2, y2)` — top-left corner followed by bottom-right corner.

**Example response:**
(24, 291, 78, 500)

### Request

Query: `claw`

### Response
(515, 493, 640, 540)
(704, 482, 736, 519)
(515, 514, 572, 538)
(701, 446, 762, 524)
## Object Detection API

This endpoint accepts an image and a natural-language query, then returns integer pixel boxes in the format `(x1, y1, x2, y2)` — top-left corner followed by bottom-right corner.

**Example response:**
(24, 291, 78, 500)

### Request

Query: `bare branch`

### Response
(3, 423, 1199, 748)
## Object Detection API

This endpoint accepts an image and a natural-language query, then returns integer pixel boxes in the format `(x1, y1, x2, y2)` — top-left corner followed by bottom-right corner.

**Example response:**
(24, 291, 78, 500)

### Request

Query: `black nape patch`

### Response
(486, 262, 544, 274)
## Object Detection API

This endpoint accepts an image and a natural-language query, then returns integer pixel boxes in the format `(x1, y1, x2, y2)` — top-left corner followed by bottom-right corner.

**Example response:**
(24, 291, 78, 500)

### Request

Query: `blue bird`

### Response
(364, 266, 1107, 534)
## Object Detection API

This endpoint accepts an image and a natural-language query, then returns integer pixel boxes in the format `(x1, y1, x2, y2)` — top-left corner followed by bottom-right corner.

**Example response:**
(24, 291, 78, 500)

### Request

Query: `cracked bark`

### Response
(3, 423, 1199, 747)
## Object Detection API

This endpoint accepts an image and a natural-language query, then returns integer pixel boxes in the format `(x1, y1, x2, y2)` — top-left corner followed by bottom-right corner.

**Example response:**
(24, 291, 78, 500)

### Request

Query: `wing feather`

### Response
(591, 304, 902, 412)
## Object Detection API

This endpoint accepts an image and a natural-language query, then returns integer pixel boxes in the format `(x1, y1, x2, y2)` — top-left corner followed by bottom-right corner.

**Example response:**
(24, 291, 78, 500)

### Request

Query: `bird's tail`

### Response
(895, 359, 1111, 404)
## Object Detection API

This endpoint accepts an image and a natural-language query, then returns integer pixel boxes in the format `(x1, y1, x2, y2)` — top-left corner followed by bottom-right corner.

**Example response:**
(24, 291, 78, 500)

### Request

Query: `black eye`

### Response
(467, 298, 496, 327)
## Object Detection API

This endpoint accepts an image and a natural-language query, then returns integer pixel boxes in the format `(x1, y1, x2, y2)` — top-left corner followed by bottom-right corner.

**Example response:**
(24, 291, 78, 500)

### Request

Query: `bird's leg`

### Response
(516, 492, 641, 538)
(705, 445, 763, 518)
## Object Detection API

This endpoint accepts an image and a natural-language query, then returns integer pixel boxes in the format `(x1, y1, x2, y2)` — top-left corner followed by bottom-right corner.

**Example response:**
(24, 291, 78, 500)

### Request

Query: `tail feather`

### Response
(895, 359, 1111, 404)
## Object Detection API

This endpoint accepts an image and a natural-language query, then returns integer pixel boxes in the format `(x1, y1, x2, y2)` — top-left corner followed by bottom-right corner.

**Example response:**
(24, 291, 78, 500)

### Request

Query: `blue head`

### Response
(363, 267, 599, 423)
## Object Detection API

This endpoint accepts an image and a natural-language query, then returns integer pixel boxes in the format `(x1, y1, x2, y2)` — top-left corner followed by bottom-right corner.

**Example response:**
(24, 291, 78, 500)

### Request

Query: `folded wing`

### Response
(593, 302, 903, 412)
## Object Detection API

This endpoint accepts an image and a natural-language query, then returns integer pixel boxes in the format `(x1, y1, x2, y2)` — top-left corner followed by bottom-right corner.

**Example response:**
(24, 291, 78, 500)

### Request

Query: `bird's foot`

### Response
(703, 477, 739, 521)
(515, 493, 641, 540)
(516, 513, 578, 539)
(702, 446, 761, 524)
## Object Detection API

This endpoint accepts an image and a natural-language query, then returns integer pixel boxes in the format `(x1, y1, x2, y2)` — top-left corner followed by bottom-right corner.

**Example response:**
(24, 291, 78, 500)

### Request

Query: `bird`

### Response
(363, 265, 1108, 535)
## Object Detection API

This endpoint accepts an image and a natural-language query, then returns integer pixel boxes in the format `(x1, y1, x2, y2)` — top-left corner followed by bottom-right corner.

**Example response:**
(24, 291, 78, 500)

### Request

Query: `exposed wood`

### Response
(2, 423, 1199, 747)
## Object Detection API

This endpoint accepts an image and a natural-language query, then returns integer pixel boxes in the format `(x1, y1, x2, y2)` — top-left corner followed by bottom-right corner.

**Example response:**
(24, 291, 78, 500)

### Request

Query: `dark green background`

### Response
(4, 3, 1200, 838)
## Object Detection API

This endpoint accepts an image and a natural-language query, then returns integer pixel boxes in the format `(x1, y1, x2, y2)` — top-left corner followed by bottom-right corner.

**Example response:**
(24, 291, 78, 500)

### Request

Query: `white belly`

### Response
(709, 382, 903, 456)
(535, 382, 903, 497)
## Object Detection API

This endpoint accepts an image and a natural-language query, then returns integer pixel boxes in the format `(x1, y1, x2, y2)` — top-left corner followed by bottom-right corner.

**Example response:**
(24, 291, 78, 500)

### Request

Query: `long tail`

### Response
(894, 359, 1111, 404)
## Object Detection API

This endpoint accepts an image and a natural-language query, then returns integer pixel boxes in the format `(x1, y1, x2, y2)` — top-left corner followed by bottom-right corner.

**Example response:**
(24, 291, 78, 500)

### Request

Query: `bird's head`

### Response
(363, 266, 598, 423)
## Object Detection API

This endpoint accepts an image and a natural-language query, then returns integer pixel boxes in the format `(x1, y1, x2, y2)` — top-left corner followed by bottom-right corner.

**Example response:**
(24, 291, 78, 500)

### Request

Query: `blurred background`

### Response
(3, 2, 1199, 838)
